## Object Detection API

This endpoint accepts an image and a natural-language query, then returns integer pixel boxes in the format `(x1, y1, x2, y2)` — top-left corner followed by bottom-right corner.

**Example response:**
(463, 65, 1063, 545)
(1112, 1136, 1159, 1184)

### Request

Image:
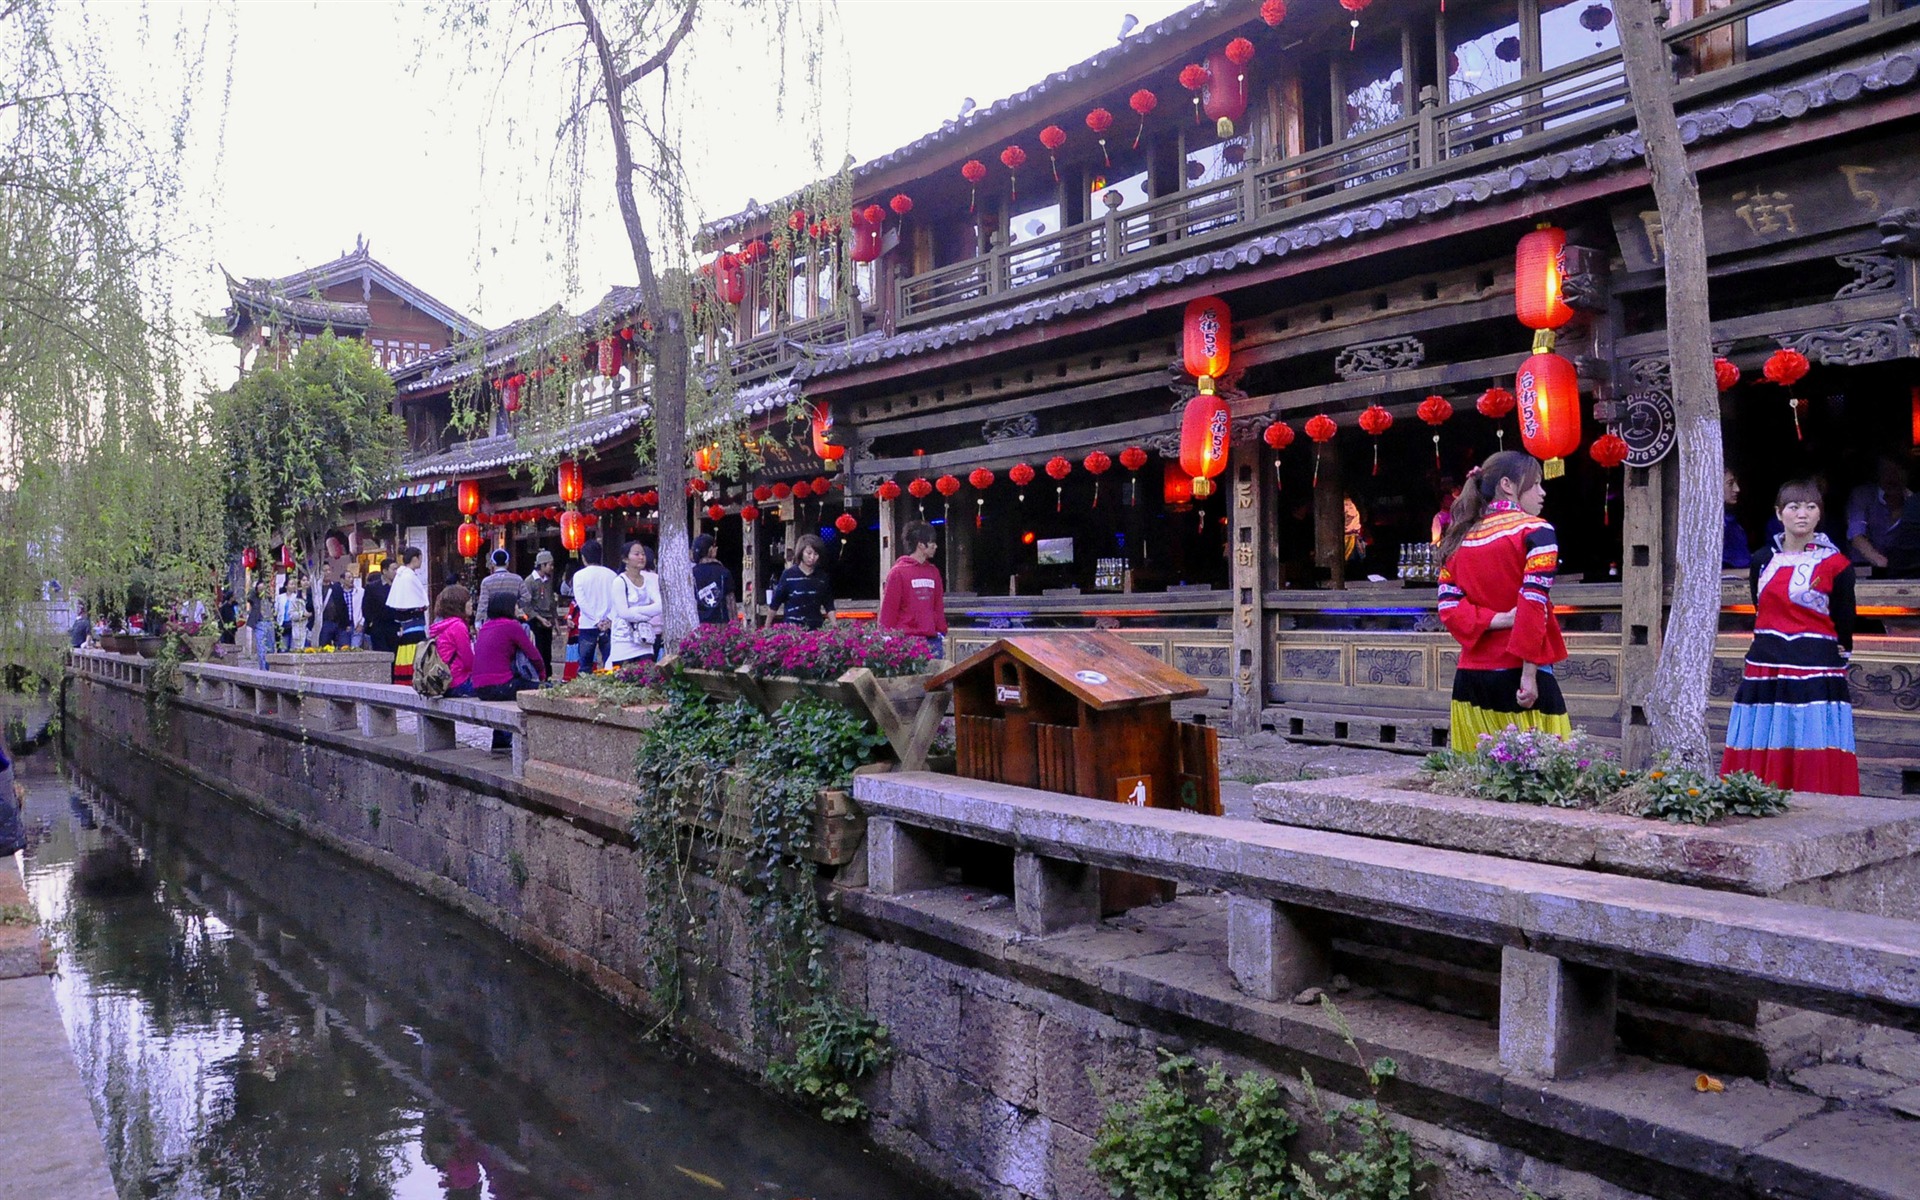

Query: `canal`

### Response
(17, 746, 941, 1200)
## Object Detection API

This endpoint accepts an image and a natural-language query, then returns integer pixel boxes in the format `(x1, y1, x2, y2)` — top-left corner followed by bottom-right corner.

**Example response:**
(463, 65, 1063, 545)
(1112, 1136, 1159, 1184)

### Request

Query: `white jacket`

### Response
(387, 564, 428, 611)
(571, 563, 620, 627)
(608, 570, 662, 663)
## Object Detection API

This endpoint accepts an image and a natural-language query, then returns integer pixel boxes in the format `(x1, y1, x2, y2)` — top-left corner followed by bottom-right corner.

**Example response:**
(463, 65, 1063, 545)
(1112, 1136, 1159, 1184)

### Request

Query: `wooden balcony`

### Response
(895, 0, 1914, 328)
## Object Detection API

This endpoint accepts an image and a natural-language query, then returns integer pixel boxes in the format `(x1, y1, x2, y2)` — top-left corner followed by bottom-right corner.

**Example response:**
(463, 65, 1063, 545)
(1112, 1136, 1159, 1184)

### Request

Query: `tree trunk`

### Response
(1618, 0, 1722, 770)
(578, 0, 700, 646)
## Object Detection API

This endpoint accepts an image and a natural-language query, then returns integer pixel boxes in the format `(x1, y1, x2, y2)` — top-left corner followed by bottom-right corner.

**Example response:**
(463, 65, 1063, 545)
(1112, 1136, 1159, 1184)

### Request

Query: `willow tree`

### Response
(1618, 0, 1722, 768)
(439, 0, 839, 645)
(0, 1, 230, 679)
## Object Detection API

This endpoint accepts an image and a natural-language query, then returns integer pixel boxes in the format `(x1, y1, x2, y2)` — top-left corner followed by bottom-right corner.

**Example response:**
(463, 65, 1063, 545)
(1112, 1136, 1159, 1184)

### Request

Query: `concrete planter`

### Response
(264, 651, 392, 685)
(1254, 771, 1920, 1077)
(517, 691, 661, 811)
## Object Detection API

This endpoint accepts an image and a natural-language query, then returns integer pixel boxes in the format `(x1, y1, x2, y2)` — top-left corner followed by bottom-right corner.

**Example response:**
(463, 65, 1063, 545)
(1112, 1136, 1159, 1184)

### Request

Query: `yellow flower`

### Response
(1648, 771, 1665, 780)
(1688, 788, 1701, 797)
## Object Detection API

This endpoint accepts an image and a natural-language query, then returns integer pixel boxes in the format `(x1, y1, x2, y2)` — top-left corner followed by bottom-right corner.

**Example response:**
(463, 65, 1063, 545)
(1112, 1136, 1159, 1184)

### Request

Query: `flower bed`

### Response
(1418, 726, 1789, 824)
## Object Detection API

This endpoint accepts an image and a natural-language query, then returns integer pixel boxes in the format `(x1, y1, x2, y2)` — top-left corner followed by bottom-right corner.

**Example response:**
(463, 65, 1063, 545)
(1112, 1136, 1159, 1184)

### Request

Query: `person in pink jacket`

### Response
(879, 520, 947, 658)
(429, 585, 476, 696)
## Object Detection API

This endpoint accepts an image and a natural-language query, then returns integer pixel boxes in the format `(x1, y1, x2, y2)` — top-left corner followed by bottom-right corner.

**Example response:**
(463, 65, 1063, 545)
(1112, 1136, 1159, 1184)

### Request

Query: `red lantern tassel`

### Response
(1432, 433, 1441, 470)
(1313, 448, 1323, 488)
(1056, 484, 1064, 513)
(1790, 396, 1804, 440)
(1372, 443, 1381, 476)
(1099, 137, 1110, 168)
(1273, 462, 1284, 492)
(976, 498, 984, 529)
(1093, 481, 1100, 508)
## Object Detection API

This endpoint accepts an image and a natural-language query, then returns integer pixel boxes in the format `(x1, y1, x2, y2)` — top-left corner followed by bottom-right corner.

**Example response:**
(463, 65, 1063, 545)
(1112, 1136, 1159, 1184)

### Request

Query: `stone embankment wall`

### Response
(69, 667, 1913, 1200)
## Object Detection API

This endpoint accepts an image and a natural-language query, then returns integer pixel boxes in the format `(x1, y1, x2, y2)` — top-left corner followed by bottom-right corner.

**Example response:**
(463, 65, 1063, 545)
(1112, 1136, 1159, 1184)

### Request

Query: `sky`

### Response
(179, 0, 1197, 347)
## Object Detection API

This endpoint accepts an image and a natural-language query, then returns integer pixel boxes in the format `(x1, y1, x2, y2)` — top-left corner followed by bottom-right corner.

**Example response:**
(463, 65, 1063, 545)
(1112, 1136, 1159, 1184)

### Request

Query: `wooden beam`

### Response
(861, 411, 1177, 477)
(856, 367, 1170, 439)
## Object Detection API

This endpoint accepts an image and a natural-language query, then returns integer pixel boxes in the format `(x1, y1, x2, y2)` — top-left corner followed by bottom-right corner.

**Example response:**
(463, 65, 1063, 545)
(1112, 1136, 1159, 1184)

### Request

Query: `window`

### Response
(1746, 0, 1868, 59)
(1540, 0, 1625, 128)
(1443, 2, 1524, 156)
(1342, 41, 1406, 138)
(1184, 136, 1251, 188)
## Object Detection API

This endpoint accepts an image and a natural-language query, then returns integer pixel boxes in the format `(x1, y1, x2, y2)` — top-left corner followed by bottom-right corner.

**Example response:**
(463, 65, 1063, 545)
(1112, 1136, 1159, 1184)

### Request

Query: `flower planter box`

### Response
(1253, 771, 1920, 1078)
(517, 691, 662, 812)
(131, 636, 165, 659)
(675, 766, 866, 867)
(97, 635, 137, 655)
(674, 665, 946, 770)
(264, 651, 392, 685)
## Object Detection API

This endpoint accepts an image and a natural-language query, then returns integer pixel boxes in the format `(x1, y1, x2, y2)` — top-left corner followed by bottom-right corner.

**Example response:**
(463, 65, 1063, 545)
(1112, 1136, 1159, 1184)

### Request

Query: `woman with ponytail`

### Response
(1435, 451, 1571, 749)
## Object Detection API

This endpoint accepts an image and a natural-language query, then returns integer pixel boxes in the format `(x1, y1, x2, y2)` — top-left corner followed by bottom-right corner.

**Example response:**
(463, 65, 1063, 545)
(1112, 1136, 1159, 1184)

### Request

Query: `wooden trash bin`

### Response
(924, 631, 1221, 913)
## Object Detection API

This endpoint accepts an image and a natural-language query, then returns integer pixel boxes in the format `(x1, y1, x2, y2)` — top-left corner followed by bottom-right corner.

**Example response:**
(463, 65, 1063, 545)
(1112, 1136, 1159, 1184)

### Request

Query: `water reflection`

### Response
(21, 751, 935, 1199)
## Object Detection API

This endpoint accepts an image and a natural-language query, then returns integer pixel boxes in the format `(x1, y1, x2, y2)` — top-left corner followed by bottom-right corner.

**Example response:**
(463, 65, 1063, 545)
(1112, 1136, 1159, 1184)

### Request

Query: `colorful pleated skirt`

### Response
(1720, 633, 1858, 794)
(1449, 666, 1572, 751)
(389, 617, 426, 687)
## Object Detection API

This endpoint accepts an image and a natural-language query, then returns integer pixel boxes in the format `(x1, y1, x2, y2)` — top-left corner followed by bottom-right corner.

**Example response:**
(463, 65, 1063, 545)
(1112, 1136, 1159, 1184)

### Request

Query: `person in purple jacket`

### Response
(472, 590, 546, 754)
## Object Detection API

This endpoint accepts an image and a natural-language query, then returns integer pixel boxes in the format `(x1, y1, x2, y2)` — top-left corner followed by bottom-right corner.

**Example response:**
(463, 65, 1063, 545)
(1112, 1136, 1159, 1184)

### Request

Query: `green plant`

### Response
(1088, 1051, 1299, 1200)
(766, 996, 891, 1122)
(366, 804, 381, 830)
(543, 671, 664, 709)
(1292, 1000, 1423, 1200)
(507, 850, 529, 889)
(1421, 733, 1790, 824)
(0, 903, 38, 927)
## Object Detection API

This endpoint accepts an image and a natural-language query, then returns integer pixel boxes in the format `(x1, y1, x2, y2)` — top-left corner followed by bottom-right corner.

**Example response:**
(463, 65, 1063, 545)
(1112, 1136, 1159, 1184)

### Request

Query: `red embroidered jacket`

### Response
(1437, 505, 1567, 670)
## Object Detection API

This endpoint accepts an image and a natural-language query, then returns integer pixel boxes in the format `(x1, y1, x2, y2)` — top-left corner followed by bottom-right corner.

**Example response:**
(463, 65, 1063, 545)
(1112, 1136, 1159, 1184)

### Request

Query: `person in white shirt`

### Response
(385, 546, 432, 685)
(568, 539, 620, 673)
(608, 540, 663, 666)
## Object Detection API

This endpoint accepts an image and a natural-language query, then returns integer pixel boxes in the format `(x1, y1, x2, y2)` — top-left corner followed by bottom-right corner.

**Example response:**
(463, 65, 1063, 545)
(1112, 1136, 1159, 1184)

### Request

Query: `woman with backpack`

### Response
(425, 585, 476, 697)
(607, 540, 663, 667)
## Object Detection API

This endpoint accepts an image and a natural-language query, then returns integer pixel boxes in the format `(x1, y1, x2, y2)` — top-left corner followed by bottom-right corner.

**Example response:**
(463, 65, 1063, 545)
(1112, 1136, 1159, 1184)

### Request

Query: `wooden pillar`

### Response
(877, 492, 899, 603)
(1620, 452, 1671, 768)
(948, 493, 976, 594)
(742, 514, 761, 626)
(1313, 439, 1346, 588)
(1229, 444, 1265, 734)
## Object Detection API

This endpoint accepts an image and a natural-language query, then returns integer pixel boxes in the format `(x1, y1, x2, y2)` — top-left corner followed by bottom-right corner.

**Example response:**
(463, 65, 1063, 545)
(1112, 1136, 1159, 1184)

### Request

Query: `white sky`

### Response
(180, 0, 1195, 345)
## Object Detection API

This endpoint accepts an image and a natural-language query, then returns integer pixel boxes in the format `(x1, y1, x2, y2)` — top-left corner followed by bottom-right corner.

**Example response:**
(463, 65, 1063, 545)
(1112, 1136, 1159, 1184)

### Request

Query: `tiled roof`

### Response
(393, 286, 646, 397)
(230, 243, 481, 338)
(400, 405, 650, 480)
(700, 0, 1234, 243)
(222, 277, 371, 330)
(793, 39, 1920, 384)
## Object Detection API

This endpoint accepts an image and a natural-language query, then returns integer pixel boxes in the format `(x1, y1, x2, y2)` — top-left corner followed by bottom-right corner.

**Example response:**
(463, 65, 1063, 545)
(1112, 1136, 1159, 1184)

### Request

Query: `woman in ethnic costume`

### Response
(1721, 479, 1859, 794)
(1436, 452, 1571, 749)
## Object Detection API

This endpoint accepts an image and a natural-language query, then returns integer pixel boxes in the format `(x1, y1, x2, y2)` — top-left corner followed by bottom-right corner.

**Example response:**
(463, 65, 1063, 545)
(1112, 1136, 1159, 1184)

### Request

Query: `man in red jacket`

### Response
(880, 520, 947, 657)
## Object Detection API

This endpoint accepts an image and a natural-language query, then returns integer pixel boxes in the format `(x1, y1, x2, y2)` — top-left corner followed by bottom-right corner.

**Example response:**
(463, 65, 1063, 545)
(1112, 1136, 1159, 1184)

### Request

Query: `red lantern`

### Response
(715, 253, 746, 306)
(889, 193, 913, 216)
(752, 484, 772, 502)
(707, 504, 725, 522)
(598, 336, 624, 378)
(787, 210, 806, 233)
(1515, 225, 1574, 332)
(1358, 404, 1393, 475)
(1162, 462, 1195, 509)
(503, 374, 523, 412)
(694, 444, 720, 475)
(1179, 63, 1209, 125)
(1338, 0, 1372, 50)
(790, 480, 812, 499)
(1182, 297, 1231, 387)
(1418, 394, 1453, 467)
(848, 208, 882, 264)
(1477, 386, 1516, 447)
(961, 159, 987, 212)
(935, 474, 961, 497)
(1179, 393, 1231, 496)
(1086, 107, 1114, 167)
(241, 547, 259, 571)
(279, 543, 296, 572)
(1044, 454, 1072, 511)
(557, 461, 583, 505)
(1714, 357, 1741, 392)
(907, 478, 932, 513)
(560, 510, 587, 552)
(1039, 124, 1066, 181)
(1119, 445, 1148, 506)
(1010, 462, 1036, 502)
(457, 480, 481, 516)
(1206, 45, 1252, 138)
(1128, 89, 1157, 150)
(835, 512, 859, 536)
(1263, 421, 1295, 490)
(457, 522, 484, 559)
(1589, 431, 1629, 469)
(1305, 413, 1338, 486)
(741, 504, 761, 523)
(1261, 0, 1287, 26)
(999, 145, 1027, 202)
(641, 490, 658, 506)
(877, 479, 902, 502)
(969, 467, 995, 490)
(772, 482, 793, 500)
(1763, 348, 1810, 387)
(1516, 351, 1582, 477)
(810, 404, 845, 462)
(1083, 450, 1112, 507)
(811, 475, 831, 495)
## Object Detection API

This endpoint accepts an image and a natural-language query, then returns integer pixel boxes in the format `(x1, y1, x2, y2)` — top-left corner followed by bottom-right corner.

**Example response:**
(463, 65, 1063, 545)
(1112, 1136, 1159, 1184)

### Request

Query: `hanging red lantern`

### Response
(1515, 225, 1574, 332)
(961, 159, 987, 212)
(560, 510, 587, 552)
(848, 207, 882, 264)
(787, 210, 806, 233)
(752, 484, 773, 503)
(687, 477, 708, 495)
(1045, 454, 1072, 511)
(1038, 125, 1067, 182)
(641, 490, 659, 506)
(457, 479, 481, 516)
(1119, 445, 1149, 506)
(969, 468, 994, 526)
(557, 461, 584, 505)
(1179, 64, 1209, 125)
(1589, 431, 1629, 469)
(1010, 462, 1036, 502)
(1338, 0, 1372, 50)
(694, 444, 721, 475)
(741, 504, 761, 524)
(934, 474, 961, 504)
(877, 479, 902, 502)
(597, 336, 624, 378)
(889, 193, 913, 216)
(810, 404, 845, 462)
(999, 145, 1027, 202)
(1418, 394, 1453, 468)
(1085, 107, 1114, 167)
(1183, 296, 1231, 388)
(1714, 357, 1741, 392)
(1261, 0, 1287, 25)
(1263, 421, 1295, 490)
(1083, 450, 1112, 507)
(1765, 347, 1812, 438)
(1162, 461, 1195, 509)
(790, 479, 812, 499)
(1208, 43, 1254, 138)
(1305, 414, 1338, 486)
(834, 512, 859, 536)
(812, 475, 832, 495)
(457, 522, 484, 559)
(715, 253, 746, 306)
(1477, 385, 1516, 448)
(907, 477, 932, 514)
(279, 543, 296, 572)
(772, 482, 793, 500)
(707, 504, 725, 522)
(1179, 393, 1231, 497)
(1358, 404, 1394, 476)
(1516, 351, 1582, 477)
(503, 374, 524, 412)
(241, 547, 259, 571)
(1128, 89, 1157, 150)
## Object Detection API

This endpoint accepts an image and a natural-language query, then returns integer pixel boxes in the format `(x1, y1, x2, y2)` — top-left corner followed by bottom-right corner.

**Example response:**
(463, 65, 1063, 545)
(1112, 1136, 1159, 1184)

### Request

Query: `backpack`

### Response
(412, 634, 451, 698)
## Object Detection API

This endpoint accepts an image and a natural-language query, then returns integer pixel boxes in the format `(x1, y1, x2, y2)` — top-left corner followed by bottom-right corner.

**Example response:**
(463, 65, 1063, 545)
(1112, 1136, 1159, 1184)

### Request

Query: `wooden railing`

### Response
(894, 0, 1912, 326)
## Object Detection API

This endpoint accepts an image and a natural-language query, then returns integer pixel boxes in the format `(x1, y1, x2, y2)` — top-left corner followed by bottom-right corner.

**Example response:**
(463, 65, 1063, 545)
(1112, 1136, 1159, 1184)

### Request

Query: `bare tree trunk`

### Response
(578, 0, 700, 646)
(1618, 0, 1722, 769)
